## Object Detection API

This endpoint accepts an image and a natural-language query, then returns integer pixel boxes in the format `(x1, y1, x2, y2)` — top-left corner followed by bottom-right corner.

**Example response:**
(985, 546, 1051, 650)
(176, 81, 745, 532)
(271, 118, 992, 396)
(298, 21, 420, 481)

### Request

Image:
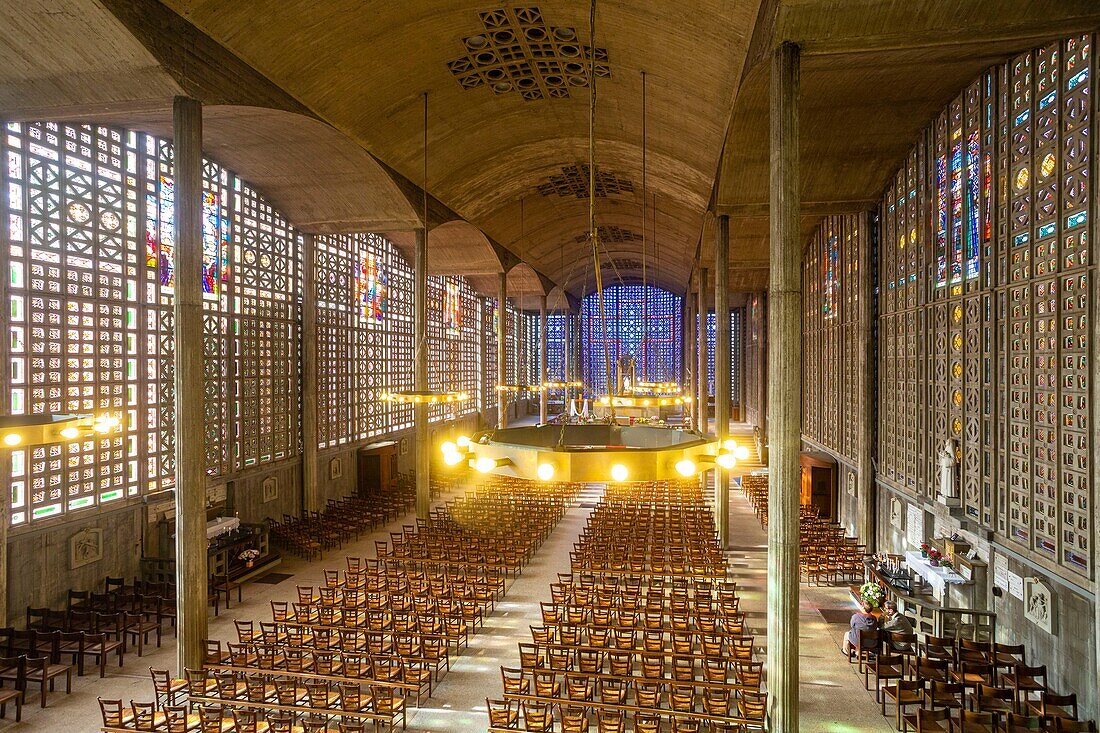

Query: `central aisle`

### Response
(404, 484, 602, 731)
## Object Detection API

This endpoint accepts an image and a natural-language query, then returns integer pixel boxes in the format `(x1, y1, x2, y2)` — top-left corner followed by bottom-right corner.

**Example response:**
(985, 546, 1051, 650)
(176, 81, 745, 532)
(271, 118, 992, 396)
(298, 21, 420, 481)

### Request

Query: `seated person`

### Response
(880, 600, 913, 647)
(842, 600, 878, 656)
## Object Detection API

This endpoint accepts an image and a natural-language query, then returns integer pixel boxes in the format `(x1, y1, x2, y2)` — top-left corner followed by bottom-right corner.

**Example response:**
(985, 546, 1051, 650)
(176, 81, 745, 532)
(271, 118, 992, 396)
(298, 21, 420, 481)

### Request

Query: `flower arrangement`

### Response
(927, 548, 942, 567)
(859, 581, 886, 609)
(919, 542, 931, 558)
(238, 548, 260, 567)
(939, 557, 953, 570)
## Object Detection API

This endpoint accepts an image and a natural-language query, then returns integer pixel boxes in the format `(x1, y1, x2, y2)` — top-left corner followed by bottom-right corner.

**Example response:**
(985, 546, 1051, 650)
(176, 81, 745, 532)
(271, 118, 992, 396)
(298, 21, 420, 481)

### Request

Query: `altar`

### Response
(904, 550, 975, 608)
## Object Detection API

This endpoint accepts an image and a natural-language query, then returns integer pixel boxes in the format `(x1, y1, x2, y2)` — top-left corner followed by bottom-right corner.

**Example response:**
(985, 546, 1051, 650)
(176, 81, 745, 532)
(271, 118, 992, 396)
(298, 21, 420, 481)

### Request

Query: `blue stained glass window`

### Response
(581, 285, 682, 395)
(966, 130, 981, 279)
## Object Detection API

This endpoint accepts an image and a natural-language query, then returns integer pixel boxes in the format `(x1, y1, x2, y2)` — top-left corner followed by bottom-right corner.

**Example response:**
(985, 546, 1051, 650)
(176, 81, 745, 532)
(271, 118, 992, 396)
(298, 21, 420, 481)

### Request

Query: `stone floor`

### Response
(11, 462, 897, 732)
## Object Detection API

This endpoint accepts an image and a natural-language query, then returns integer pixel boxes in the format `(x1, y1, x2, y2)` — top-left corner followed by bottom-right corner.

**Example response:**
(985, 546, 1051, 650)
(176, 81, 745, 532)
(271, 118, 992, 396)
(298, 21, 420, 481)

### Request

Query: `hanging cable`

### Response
(641, 69, 648, 382)
(589, 0, 613, 420)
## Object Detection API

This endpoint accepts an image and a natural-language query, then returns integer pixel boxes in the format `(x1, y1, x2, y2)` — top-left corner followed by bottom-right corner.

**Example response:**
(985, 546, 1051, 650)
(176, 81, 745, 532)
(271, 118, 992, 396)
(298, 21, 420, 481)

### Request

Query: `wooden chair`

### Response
(130, 700, 166, 732)
(1028, 691, 1078, 724)
(81, 632, 124, 677)
(911, 707, 952, 733)
(1054, 721, 1098, 733)
(1001, 713, 1046, 732)
(150, 667, 187, 707)
(851, 628, 882, 673)
(738, 690, 767, 732)
(1002, 665, 1048, 711)
(24, 655, 72, 707)
(487, 697, 520, 729)
(975, 684, 1015, 719)
(125, 611, 162, 656)
(0, 687, 22, 721)
(883, 678, 924, 730)
(868, 653, 905, 701)
(949, 710, 995, 733)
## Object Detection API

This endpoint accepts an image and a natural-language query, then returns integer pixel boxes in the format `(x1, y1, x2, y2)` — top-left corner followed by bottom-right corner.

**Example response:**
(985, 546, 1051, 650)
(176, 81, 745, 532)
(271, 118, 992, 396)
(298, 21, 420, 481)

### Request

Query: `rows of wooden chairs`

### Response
(99, 669, 385, 732)
(849, 606, 1097, 731)
(740, 475, 867, 585)
(378, 480, 576, 580)
(491, 479, 765, 733)
(139, 479, 580, 733)
(269, 491, 418, 561)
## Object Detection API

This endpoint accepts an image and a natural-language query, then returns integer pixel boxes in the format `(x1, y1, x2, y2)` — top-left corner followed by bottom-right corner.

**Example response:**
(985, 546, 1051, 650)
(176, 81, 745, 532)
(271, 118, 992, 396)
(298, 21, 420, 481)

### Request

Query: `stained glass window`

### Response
(428, 275, 479, 423)
(580, 285, 682, 395)
(872, 34, 1094, 577)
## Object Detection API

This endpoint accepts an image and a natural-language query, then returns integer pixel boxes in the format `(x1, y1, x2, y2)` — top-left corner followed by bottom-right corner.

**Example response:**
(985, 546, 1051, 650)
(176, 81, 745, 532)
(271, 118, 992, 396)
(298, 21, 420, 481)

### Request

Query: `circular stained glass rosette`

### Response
(1015, 167, 1030, 190)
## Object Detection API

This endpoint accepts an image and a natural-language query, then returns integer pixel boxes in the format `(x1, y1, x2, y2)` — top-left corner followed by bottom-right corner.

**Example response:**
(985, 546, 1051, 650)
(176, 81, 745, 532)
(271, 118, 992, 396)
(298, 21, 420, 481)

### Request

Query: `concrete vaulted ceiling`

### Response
(3, 1, 1100, 301)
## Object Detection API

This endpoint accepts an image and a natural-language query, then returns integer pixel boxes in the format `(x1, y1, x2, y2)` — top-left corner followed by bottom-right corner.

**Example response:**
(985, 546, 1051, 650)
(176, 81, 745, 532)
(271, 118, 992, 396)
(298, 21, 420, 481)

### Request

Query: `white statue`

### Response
(938, 439, 958, 505)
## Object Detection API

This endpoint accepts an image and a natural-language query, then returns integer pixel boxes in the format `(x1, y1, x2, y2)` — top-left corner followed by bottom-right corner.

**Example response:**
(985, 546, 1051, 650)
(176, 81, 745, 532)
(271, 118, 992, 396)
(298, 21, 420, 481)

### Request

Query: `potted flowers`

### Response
(238, 548, 261, 569)
(859, 581, 886, 610)
(920, 542, 931, 559)
(927, 548, 942, 567)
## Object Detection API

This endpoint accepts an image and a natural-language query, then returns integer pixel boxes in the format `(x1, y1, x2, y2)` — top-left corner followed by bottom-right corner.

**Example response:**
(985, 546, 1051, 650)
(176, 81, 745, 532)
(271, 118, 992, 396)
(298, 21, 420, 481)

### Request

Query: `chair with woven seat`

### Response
(150, 667, 187, 707)
(738, 690, 767, 733)
(520, 700, 553, 733)
(487, 697, 520, 729)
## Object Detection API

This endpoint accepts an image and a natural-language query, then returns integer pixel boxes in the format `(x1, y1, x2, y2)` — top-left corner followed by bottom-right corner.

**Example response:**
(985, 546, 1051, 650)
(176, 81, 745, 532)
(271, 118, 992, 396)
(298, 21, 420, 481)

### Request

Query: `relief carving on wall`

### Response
(70, 527, 104, 569)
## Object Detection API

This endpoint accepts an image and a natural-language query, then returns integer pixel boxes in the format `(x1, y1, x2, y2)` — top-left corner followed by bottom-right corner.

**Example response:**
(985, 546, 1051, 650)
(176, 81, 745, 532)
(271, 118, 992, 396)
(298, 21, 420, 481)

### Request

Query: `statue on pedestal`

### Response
(938, 438, 958, 505)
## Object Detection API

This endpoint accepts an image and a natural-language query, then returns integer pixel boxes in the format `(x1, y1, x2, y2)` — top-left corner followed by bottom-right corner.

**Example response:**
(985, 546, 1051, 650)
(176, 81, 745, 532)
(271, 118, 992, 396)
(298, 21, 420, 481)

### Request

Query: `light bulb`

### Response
(675, 459, 697, 477)
(610, 464, 628, 482)
(456, 435, 471, 448)
(60, 427, 80, 440)
(443, 451, 464, 466)
(474, 456, 497, 474)
(105, 415, 121, 428)
(723, 439, 737, 451)
(734, 446, 750, 460)
(440, 441, 457, 456)
(716, 453, 736, 469)
(2, 434, 20, 447)
(537, 463, 555, 481)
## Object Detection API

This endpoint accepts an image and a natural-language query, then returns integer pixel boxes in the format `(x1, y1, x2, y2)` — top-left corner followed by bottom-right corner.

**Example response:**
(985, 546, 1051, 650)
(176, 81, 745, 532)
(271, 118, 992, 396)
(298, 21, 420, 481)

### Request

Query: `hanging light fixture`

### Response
(0, 412, 123, 448)
(385, 91, 469, 408)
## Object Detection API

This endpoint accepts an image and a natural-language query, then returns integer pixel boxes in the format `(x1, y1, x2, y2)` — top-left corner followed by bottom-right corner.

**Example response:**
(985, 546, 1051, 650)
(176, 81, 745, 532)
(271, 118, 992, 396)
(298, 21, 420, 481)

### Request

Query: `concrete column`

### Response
(414, 227, 430, 519)
(856, 212, 876, 549)
(562, 309, 571, 408)
(696, 269, 709, 433)
(766, 41, 801, 733)
(172, 96, 208, 673)
(714, 214, 731, 546)
(497, 273, 508, 428)
(301, 233, 319, 513)
(684, 295, 694, 425)
(539, 295, 548, 423)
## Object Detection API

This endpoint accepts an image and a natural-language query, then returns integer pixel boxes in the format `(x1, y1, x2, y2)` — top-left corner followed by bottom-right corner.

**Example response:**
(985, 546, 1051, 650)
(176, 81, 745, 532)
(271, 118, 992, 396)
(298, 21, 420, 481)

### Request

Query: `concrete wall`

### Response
(836, 462, 860, 540)
(875, 482, 1098, 719)
(231, 459, 304, 524)
(7, 503, 143, 626)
